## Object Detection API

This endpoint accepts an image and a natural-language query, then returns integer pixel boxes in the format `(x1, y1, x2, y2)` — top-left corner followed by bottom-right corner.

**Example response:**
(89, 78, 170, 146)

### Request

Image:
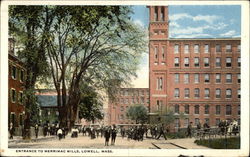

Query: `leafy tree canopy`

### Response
(126, 104, 148, 124)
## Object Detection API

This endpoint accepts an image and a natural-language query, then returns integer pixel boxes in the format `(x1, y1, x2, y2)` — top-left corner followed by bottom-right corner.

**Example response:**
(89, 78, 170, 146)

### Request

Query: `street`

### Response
(9, 135, 209, 149)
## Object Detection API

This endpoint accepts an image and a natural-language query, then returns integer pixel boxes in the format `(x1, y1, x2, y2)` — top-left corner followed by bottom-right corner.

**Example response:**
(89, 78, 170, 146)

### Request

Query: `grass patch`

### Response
(194, 137, 240, 149)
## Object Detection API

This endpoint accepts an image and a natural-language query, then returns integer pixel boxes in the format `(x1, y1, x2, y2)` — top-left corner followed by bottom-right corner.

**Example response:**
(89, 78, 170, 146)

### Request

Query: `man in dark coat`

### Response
(187, 122, 193, 138)
(9, 122, 15, 139)
(104, 126, 111, 146)
(111, 125, 117, 145)
(156, 124, 167, 140)
(35, 124, 39, 138)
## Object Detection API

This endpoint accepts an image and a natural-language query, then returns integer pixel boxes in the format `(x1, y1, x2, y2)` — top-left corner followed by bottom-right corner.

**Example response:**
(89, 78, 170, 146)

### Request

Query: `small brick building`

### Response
(148, 6, 240, 129)
(8, 38, 26, 128)
(108, 88, 149, 126)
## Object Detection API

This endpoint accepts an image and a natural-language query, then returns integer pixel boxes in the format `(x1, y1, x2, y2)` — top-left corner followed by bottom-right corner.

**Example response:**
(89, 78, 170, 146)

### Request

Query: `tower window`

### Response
(154, 7, 158, 21)
(160, 7, 165, 21)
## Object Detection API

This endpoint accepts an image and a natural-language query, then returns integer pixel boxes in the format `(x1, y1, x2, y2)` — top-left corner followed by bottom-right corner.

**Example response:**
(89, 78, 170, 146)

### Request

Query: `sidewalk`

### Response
(9, 135, 57, 144)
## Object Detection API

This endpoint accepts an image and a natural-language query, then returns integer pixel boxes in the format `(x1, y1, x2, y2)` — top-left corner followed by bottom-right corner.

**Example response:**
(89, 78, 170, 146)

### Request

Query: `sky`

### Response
(130, 5, 241, 88)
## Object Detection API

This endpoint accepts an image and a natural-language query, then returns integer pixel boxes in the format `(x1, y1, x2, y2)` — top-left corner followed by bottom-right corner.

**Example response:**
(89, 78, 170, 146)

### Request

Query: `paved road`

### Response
(9, 135, 209, 149)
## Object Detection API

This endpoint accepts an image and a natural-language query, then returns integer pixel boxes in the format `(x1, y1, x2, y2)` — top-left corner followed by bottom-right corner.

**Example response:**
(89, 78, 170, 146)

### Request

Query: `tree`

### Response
(126, 104, 148, 124)
(9, 6, 51, 138)
(78, 83, 104, 124)
(9, 5, 147, 129)
(44, 6, 146, 128)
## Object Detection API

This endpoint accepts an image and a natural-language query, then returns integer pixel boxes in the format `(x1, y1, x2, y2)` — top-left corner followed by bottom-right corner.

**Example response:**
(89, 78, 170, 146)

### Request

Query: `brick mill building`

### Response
(8, 38, 26, 128)
(108, 88, 149, 126)
(148, 6, 241, 129)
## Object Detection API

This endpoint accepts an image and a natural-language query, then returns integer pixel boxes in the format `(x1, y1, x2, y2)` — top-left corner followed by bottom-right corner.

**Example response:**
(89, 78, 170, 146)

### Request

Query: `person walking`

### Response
(57, 128, 63, 140)
(156, 124, 167, 140)
(104, 126, 111, 146)
(187, 122, 193, 138)
(111, 125, 117, 145)
(35, 124, 39, 138)
(9, 122, 15, 139)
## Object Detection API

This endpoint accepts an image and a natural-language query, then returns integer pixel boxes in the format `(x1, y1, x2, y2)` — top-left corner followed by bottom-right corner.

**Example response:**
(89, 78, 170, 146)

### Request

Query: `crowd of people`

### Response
(9, 119, 240, 145)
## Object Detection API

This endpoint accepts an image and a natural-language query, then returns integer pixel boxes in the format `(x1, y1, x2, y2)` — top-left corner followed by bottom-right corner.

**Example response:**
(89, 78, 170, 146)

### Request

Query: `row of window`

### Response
(153, 44, 241, 61)
(118, 97, 149, 105)
(154, 6, 165, 21)
(173, 57, 240, 68)
(174, 73, 241, 84)
(10, 65, 25, 82)
(174, 117, 240, 127)
(9, 113, 24, 126)
(174, 88, 240, 99)
(10, 88, 24, 104)
(173, 104, 240, 115)
(173, 44, 240, 54)
(156, 73, 240, 91)
(119, 90, 149, 96)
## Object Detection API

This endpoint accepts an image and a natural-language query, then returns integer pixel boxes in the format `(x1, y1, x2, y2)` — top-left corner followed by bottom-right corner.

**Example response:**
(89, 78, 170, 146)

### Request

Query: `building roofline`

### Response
(168, 37, 241, 41)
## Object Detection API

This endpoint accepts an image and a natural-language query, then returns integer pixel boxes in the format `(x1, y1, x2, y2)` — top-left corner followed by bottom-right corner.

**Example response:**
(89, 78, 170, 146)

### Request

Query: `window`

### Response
(184, 44, 189, 53)
(205, 104, 210, 114)
(160, 7, 165, 21)
(19, 114, 23, 126)
(121, 106, 124, 111)
(238, 89, 241, 98)
(216, 89, 221, 98)
(237, 44, 241, 52)
(184, 58, 189, 67)
(157, 77, 163, 90)
(194, 105, 199, 114)
(226, 57, 232, 67)
(174, 88, 180, 98)
(216, 57, 221, 67)
(194, 57, 199, 67)
(175, 118, 180, 127)
(226, 89, 232, 98)
(141, 97, 145, 104)
(20, 70, 24, 82)
(174, 73, 180, 83)
(154, 46, 158, 59)
(237, 74, 241, 83)
(238, 57, 241, 67)
(216, 73, 221, 83)
(204, 58, 209, 67)
(174, 104, 179, 114)
(194, 88, 200, 98)
(226, 44, 232, 52)
(162, 46, 165, 59)
(174, 57, 179, 67)
(11, 66, 17, 79)
(184, 118, 189, 127)
(226, 73, 232, 83)
(226, 105, 232, 115)
(204, 88, 210, 98)
(154, 6, 158, 21)
(194, 44, 199, 53)
(216, 119, 220, 126)
(216, 105, 221, 115)
(157, 100, 163, 112)
(184, 104, 189, 114)
(204, 74, 210, 83)
(194, 74, 199, 83)
(19, 92, 23, 104)
(238, 105, 240, 115)
(216, 44, 221, 52)
(184, 74, 189, 84)
(204, 44, 209, 53)
(184, 88, 190, 98)
(205, 118, 210, 125)
(195, 118, 200, 126)
(174, 44, 179, 54)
